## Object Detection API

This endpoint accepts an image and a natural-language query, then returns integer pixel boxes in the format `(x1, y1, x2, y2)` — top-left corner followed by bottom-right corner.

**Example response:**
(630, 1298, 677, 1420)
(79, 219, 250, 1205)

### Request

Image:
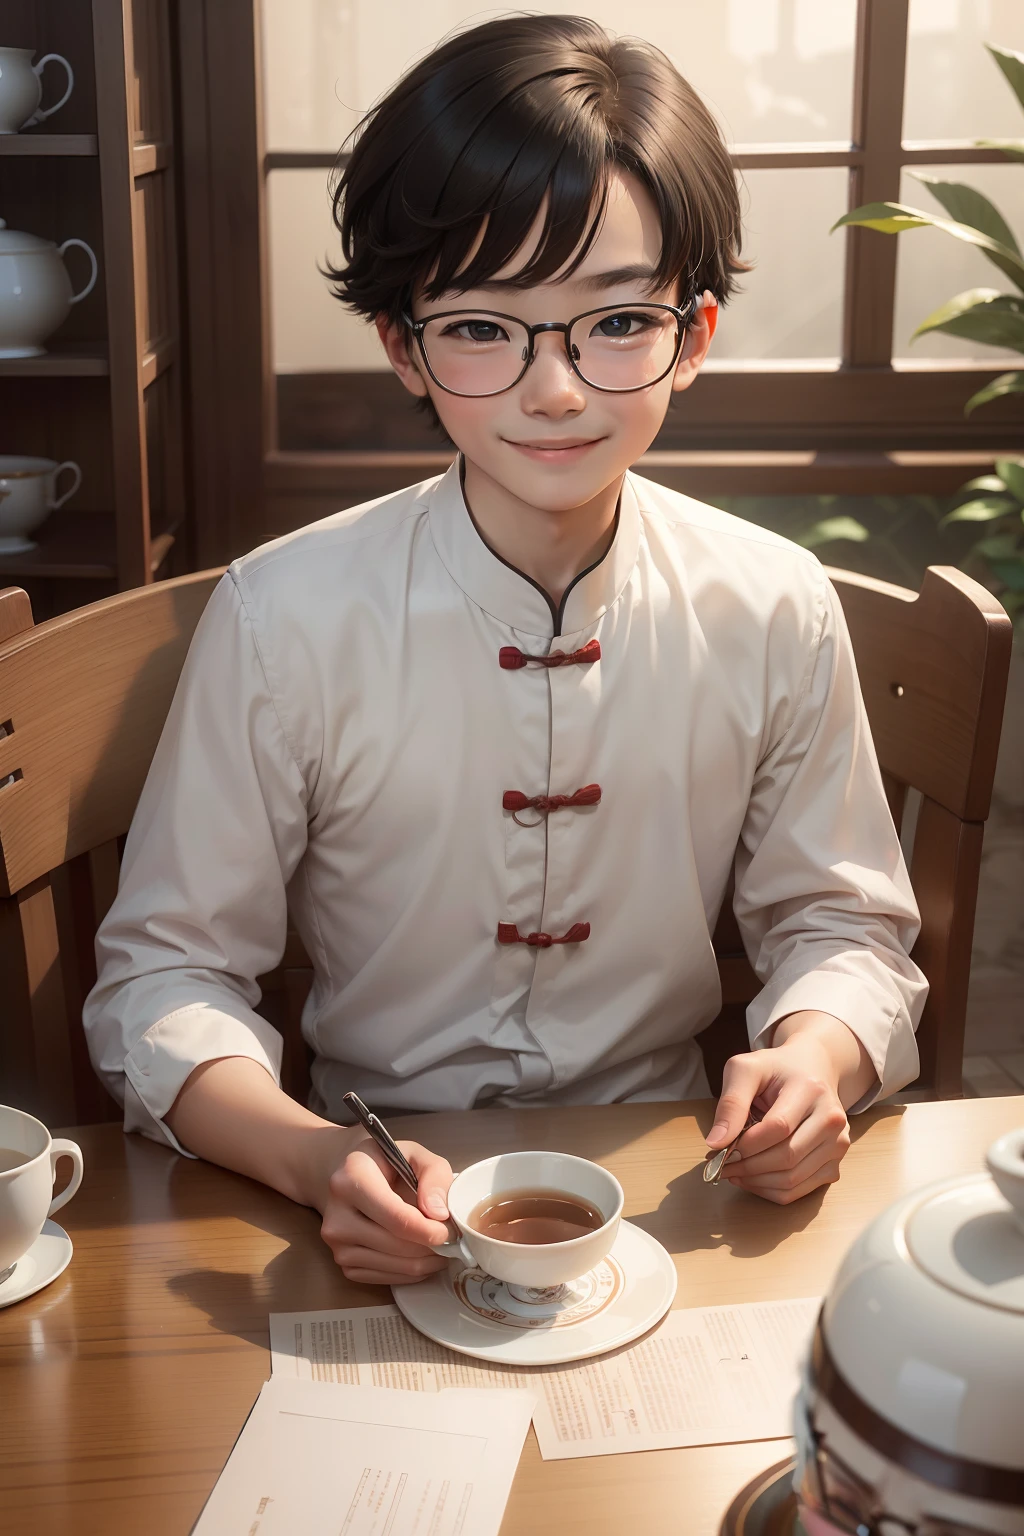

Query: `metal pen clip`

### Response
(703, 1105, 765, 1186)
(342, 1091, 420, 1196)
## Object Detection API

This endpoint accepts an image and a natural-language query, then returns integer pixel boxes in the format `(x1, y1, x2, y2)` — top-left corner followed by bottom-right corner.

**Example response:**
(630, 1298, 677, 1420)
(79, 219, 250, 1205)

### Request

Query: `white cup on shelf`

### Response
(0, 455, 82, 552)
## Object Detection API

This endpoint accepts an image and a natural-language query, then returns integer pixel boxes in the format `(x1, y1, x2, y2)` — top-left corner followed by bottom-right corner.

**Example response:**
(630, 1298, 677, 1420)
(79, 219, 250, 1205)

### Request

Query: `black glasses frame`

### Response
(400, 295, 700, 398)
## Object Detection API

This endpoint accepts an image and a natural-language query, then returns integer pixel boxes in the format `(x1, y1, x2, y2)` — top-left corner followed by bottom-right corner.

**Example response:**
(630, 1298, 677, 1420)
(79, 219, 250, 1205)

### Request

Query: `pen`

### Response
(342, 1091, 420, 1196)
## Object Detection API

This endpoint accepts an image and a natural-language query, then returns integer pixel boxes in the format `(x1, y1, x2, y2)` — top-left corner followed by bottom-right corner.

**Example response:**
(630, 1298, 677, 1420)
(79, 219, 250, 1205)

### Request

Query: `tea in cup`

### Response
(432, 1150, 623, 1287)
(0, 1104, 84, 1280)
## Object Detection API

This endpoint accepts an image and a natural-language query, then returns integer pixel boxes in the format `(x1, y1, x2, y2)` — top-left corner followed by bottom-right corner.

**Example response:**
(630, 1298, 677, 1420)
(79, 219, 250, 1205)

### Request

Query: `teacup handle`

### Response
(58, 240, 98, 305)
(431, 1234, 475, 1265)
(47, 1138, 84, 1218)
(49, 461, 82, 510)
(27, 54, 75, 126)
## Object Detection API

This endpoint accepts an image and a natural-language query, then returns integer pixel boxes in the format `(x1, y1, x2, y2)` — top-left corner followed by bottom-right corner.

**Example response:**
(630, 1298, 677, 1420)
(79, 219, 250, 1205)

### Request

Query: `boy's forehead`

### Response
(431, 170, 667, 303)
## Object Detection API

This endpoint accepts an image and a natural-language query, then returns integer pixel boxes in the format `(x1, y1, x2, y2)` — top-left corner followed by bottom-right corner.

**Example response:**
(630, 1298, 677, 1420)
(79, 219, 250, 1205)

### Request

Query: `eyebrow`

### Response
(470, 263, 661, 294)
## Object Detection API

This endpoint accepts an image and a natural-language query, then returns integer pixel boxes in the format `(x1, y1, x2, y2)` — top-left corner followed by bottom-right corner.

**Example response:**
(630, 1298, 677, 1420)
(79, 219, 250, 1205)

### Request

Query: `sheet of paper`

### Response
(192, 1377, 535, 1536)
(269, 1296, 820, 1459)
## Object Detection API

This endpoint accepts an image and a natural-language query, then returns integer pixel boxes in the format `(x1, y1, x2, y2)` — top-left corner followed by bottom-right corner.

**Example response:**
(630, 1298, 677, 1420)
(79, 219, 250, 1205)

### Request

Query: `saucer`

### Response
(393, 1218, 677, 1366)
(0, 1220, 73, 1308)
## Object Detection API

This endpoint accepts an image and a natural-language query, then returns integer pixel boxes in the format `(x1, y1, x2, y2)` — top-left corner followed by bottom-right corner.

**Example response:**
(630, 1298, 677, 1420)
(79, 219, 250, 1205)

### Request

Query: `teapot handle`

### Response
(986, 1128, 1024, 1236)
(27, 54, 75, 125)
(58, 240, 99, 305)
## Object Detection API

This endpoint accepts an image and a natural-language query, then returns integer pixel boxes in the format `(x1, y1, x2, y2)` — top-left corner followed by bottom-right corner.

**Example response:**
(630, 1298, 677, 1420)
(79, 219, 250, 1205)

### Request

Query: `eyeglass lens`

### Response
(417, 306, 682, 395)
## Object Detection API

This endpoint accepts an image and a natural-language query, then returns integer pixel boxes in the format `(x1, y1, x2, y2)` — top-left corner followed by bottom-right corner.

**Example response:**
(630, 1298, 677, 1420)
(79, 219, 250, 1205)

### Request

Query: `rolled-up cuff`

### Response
(746, 968, 920, 1110)
(122, 1003, 284, 1156)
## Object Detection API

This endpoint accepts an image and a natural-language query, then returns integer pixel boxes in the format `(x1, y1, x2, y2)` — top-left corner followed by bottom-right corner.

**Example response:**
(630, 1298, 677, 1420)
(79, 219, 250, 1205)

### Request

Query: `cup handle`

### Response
(49, 461, 82, 511)
(28, 54, 75, 125)
(431, 1235, 474, 1265)
(58, 240, 98, 305)
(47, 1139, 84, 1218)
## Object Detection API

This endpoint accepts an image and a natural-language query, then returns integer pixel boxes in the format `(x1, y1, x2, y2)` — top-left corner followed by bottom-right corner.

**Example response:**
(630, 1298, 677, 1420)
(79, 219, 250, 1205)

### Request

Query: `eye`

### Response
(591, 311, 652, 339)
(442, 318, 510, 344)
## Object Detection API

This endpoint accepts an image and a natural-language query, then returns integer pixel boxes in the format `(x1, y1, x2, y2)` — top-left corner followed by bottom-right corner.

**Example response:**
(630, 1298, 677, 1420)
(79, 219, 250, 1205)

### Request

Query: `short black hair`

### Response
(326, 14, 749, 325)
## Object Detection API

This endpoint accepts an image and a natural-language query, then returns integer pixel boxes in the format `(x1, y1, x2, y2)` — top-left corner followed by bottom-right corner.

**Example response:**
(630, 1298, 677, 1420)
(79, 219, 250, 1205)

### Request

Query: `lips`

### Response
(506, 438, 601, 450)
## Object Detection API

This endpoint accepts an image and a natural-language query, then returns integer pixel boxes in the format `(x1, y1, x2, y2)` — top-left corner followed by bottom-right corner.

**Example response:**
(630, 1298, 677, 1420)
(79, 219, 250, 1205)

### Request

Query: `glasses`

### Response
(401, 297, 698, 398)
(798, 1400, 992, 1536)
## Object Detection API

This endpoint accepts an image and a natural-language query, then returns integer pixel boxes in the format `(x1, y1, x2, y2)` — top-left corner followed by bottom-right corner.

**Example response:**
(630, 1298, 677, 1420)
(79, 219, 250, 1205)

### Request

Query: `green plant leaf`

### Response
(960, 474, 1010, 493)
(965, 370, 1024, 413)
(833, 203, 1024, 292)
(987, 44, 1024, 113)
(995, 458, 1024, 501)
(800, 516, 870, 548)
(989, 558, 1024, 591)
(911, 288, 1024, 350)
(941, 495, 1017, 526)
(975, 138, 1024, 162)
(975, 533, 1023, 559)
(910, 174, 1020, 255)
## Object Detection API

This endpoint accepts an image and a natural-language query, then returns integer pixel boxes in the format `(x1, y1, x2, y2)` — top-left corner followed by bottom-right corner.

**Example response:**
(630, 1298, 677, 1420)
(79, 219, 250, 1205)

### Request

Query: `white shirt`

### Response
(85, 463, 927, 1152)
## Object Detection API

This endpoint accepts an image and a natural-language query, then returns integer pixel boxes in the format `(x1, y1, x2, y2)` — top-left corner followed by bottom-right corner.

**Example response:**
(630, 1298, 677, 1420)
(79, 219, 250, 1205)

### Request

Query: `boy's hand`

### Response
(705, 1020, 861, 1204)
(318, 1130, 455, 1285)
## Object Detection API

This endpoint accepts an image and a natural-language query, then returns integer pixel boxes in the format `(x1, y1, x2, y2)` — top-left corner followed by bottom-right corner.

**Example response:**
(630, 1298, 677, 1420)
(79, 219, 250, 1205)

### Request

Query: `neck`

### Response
(461, 456, 621, 608)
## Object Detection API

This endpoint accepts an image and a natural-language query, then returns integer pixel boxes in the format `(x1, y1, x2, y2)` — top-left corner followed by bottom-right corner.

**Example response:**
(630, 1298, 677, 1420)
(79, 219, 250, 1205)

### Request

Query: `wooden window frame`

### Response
(178, 0, 1024, 565)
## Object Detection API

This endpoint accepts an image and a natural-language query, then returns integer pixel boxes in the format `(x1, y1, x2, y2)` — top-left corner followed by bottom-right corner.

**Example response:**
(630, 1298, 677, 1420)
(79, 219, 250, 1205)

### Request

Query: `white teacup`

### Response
(0, 1105, 83, 1279)
(0, 455, 81, 552)
(432, 1150, 623, 1288)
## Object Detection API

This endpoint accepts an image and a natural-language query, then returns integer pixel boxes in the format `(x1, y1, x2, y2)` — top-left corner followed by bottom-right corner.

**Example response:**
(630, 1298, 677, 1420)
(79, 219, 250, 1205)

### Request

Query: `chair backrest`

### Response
(0, 564, 1012, 1126)
(700, 565, 1012, 1099)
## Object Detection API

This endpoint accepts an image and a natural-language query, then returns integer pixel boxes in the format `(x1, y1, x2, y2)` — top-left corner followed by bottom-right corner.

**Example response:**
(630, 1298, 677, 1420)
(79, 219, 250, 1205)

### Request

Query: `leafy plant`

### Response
(828, 42, 1024, 617)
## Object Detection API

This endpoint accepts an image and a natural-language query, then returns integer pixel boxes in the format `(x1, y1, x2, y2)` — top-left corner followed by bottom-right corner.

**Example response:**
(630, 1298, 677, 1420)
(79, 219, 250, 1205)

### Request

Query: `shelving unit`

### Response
(0, 0, 190, 619)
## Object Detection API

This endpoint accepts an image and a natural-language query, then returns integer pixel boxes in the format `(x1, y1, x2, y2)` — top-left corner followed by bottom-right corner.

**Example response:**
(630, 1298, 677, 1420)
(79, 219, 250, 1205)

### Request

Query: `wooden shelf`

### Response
(0, 512, 175, 580)
(0, 134, 98, 156)
(0, 346, 108, 378)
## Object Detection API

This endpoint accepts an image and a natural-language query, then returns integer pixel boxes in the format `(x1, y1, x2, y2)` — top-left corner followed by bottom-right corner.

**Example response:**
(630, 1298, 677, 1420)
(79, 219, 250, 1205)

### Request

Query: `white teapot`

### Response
(0, 48, 74, 134)
(795, 1128, 1024, 1535)
(0, 220, 98, 358)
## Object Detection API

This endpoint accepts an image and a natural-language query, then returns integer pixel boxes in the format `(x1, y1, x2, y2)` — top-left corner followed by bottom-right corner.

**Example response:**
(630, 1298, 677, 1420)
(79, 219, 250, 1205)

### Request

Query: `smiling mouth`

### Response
(504, 438, 604, 451)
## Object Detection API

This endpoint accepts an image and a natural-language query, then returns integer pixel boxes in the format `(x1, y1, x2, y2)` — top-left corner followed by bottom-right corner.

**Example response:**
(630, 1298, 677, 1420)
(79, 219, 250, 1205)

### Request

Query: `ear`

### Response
(671, 290, 718, 394)
(376, 313, 430, 399)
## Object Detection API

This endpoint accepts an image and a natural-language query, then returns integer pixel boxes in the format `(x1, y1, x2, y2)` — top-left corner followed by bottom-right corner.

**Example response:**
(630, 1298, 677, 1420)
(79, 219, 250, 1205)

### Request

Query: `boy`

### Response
(84, 16, 925, 1286)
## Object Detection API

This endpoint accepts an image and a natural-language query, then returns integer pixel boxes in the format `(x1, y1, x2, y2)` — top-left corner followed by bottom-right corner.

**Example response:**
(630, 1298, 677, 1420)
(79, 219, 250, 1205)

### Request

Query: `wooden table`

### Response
(2, 1096, 1021, 1535)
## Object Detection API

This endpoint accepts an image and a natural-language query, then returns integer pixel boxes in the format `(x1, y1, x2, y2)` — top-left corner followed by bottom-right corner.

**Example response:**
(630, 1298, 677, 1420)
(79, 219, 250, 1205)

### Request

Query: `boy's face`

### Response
(377, 172, 718, 514)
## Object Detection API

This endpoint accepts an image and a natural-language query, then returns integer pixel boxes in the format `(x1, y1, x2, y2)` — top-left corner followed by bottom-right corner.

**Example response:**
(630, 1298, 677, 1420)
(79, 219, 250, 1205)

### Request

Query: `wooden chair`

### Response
(0, 565, 1011, 1127)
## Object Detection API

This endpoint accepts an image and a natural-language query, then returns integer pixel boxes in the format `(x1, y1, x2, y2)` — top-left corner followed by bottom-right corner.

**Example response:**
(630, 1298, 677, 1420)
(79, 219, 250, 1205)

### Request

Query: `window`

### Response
(257, 0, 1024, 528)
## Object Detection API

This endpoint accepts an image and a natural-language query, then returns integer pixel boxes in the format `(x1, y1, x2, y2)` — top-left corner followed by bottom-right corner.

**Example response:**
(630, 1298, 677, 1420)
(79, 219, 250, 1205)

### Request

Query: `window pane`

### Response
(892, 163, 1022, 361)
(260, 0, 857, 152)
(713, 168, 847, 360)
(267, 170, 384, 373)
(904, 0, 1024, 142)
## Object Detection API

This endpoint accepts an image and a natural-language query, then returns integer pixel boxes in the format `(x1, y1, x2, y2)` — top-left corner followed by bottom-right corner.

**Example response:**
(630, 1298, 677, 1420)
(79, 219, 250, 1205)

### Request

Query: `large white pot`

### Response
(0, 219, 98, 358)
(795, 1128, 1024, 1534)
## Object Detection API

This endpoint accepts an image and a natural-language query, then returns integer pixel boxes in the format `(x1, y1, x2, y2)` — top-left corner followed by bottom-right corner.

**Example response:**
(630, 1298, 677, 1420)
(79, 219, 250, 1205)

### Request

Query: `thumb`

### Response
(706, 1053, 763, 1148)
(404, 1143, 453, 1221)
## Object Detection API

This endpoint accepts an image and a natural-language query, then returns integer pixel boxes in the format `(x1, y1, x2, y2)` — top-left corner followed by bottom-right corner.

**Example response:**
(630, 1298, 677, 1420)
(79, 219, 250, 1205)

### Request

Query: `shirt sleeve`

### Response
(733, 569, 928, 1108)
(83, 571, 310, 1152)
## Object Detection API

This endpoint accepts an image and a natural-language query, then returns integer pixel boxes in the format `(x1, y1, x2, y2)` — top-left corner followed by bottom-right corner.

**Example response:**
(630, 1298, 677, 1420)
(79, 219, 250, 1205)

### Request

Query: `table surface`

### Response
(2, 1095, 1021, 1536)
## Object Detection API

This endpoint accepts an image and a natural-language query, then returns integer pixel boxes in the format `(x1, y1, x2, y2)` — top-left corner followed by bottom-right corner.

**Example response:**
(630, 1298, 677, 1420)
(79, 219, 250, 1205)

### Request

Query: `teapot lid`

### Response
(0, 219, 56, 253)
(906, 1129, 1024, 1315)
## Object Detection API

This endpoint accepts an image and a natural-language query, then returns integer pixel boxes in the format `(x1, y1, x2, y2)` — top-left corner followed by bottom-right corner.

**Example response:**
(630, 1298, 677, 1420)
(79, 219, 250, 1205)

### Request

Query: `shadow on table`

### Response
(627, 1156, 829, 1259)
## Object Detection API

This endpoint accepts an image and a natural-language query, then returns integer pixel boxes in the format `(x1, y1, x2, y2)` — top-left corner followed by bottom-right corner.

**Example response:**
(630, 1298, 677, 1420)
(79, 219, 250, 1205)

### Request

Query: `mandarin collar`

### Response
(426, 458, 641, 640)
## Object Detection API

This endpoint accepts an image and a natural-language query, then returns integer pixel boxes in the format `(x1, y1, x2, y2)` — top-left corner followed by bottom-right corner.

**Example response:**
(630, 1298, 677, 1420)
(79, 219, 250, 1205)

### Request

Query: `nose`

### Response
(517, 330, 587, 417)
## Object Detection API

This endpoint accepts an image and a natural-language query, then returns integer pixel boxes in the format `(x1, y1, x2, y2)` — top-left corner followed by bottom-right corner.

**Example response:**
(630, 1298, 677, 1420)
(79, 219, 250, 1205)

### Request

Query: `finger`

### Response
(331, 1245, 449, 1284)
(730, 1098, 848, 1179)
(322, 1207, 442, 1261)
(729, 1144, 840, 1195)
(732, 1077, 819, 1161)
(339, 1147, 451, 1248)
(400, 1142, 454, 1222)
(729, 1160, 841, 1206)
(706, 1053, 768, 1149)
